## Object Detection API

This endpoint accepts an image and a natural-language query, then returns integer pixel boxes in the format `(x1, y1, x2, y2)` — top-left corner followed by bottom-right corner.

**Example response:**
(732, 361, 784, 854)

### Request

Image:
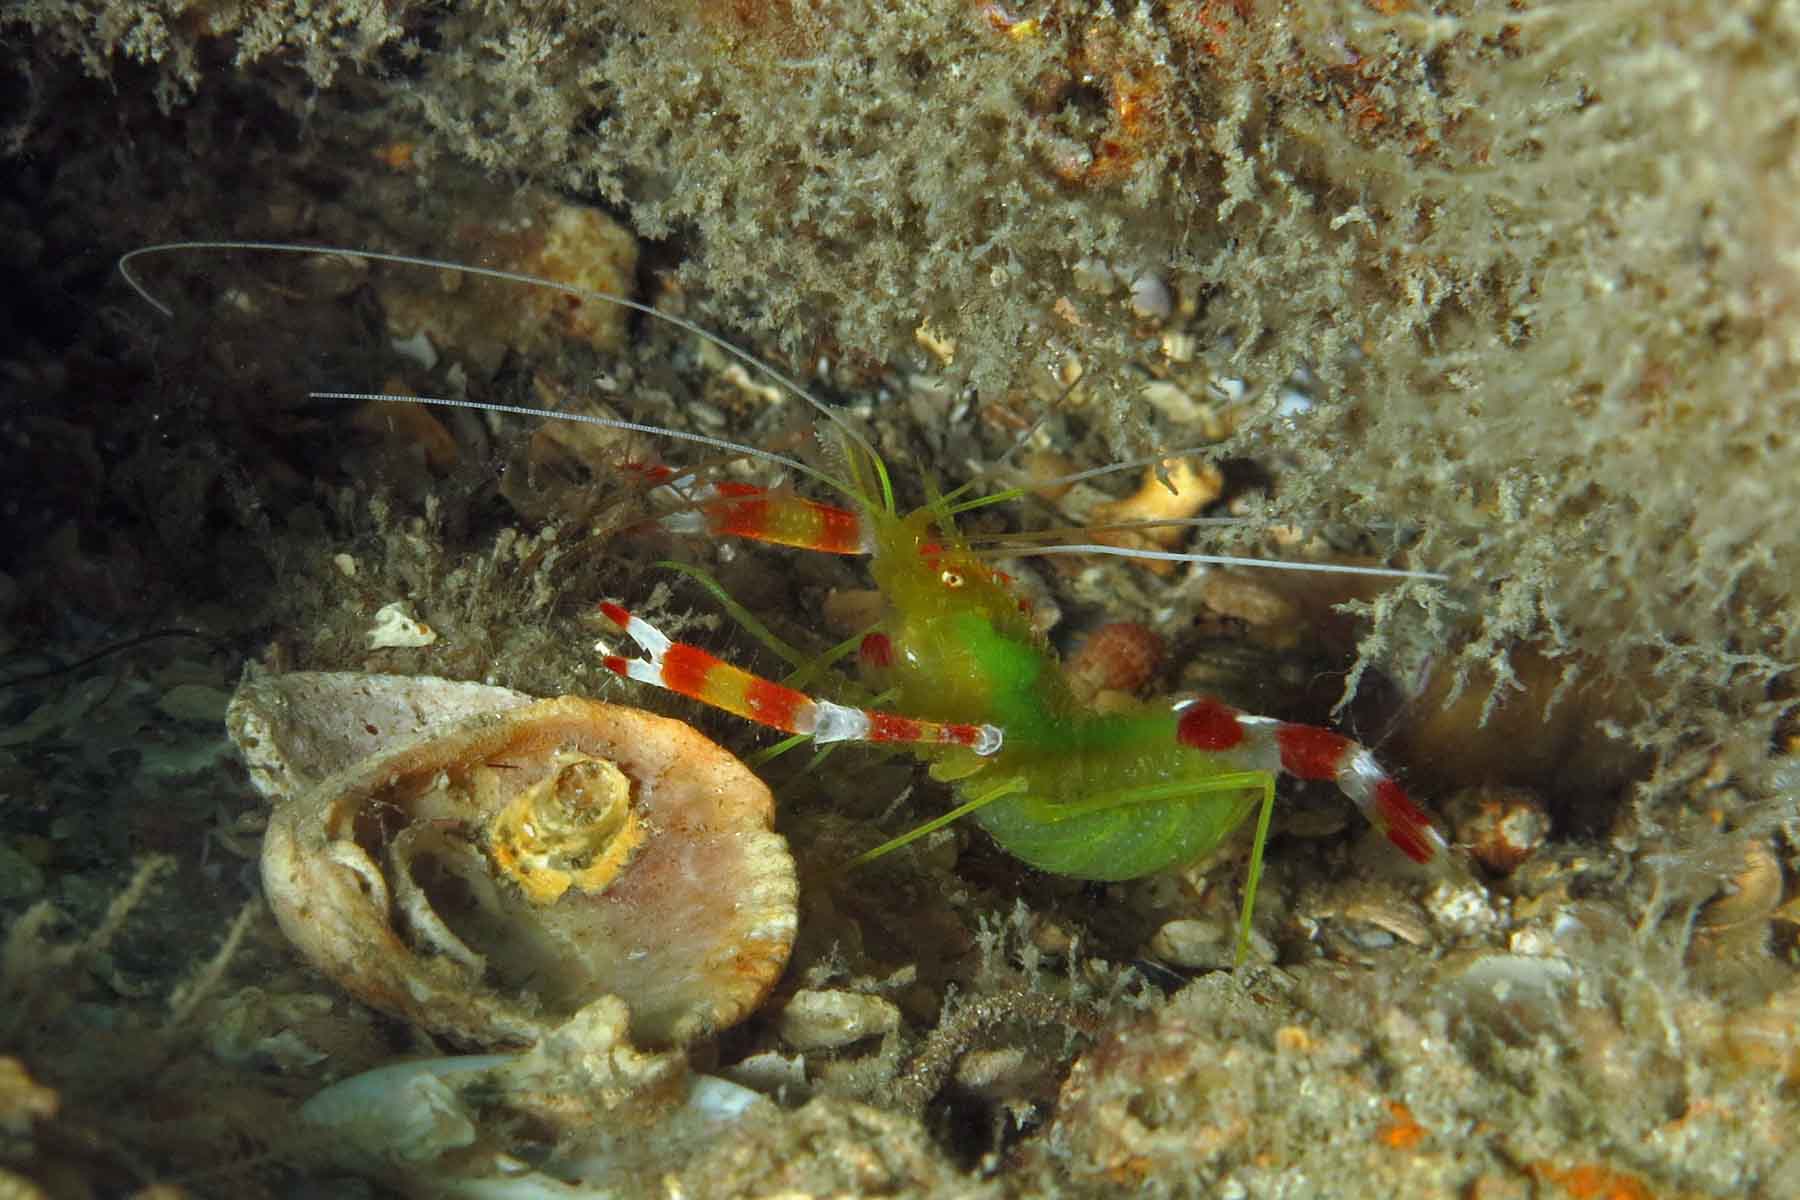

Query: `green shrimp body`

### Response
(860, 498, 1269, 881)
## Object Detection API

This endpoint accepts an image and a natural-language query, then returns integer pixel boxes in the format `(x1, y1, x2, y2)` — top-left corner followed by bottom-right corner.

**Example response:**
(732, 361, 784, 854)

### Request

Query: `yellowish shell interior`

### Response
(485, 750, 644, 905)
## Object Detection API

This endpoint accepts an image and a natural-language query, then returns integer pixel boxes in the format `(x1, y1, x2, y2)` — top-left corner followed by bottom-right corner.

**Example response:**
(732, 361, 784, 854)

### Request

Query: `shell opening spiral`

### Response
(486, 751, 645, 905)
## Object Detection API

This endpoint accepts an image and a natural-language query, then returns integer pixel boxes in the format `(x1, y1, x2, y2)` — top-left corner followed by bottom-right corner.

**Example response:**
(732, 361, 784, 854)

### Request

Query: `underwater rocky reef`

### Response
(1, 2, 1796, 1196)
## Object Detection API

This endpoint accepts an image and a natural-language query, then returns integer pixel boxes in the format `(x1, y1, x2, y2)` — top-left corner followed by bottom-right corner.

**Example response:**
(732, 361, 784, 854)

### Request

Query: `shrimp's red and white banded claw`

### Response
(1174, 698, 1449, 865)
(597, 602, 1004, 756)
(657, 481, 876, 556)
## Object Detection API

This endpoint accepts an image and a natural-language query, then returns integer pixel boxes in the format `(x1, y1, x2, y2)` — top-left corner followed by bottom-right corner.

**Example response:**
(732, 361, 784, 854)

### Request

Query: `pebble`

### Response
(776, 990, 901, 1051)
(156, 683, 232, 725)
(1446, 785, 1551, 875)
(720, 1050, 809, 1097)
(1129, 272, 1173, 320)
(1149, 918, 1230, 969)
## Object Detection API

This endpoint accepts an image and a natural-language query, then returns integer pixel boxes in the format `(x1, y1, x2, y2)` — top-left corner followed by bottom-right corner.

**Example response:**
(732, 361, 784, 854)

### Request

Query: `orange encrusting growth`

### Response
(1377, 1101, 1427, 1151)
(1529, 1162, 1658, 1200)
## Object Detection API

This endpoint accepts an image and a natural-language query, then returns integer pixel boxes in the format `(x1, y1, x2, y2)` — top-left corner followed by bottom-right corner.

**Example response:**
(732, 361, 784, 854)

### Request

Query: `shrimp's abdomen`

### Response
(971, 707, 1267, 880)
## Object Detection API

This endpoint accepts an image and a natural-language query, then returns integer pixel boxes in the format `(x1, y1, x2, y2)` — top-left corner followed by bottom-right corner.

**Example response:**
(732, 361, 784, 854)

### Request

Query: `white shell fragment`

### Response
(231, 672, 797, 1048)
(368, 600, 438, 648)
(301, 996, 774, 1198)
(720, 1050, 809, 1099)
(227, 669, 535, 805)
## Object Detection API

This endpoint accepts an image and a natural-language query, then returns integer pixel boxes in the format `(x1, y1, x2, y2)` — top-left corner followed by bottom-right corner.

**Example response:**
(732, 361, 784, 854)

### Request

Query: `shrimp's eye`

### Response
(939, 569, 966, 589)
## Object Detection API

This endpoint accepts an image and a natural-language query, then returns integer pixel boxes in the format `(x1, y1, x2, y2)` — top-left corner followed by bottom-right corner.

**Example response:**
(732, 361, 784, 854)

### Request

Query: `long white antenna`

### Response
(999, 542, 1447, 581)
(116, 240, 882, 490)
(119, 240, 1448, 586)
(311, 390, 824, 483)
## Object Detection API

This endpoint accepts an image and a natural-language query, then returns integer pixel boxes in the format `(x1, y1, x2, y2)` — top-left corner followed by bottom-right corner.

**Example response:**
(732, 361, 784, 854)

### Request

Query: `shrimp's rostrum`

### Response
(118, 240, 1451, 966)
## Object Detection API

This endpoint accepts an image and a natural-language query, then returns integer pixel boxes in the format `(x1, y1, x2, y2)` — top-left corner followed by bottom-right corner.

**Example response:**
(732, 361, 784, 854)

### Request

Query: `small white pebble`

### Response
(1274, 388, 1314, 418)
(389, 329, 439, 370)
(719, 1050, 809, 1097)
(333, 553, 358, 578)
(1149, 918, 1228, 969)
(1508, 926, 1558, 956)
(776, 989, 900, 1051)
(1129, 272, 1173, 320)
(1423, 879, 1500, 937)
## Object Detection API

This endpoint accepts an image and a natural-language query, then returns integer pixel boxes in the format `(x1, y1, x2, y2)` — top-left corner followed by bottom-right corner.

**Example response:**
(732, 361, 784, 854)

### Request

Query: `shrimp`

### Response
(594, 429, 1450, 967)
(118, 240, 1452, 966)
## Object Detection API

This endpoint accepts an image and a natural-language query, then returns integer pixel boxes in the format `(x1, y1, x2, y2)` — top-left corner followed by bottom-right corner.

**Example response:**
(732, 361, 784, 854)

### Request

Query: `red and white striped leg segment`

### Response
(657, 482, 875, 555)
(597, 603, 1003, 756)
(1174, 698, 1447, 864)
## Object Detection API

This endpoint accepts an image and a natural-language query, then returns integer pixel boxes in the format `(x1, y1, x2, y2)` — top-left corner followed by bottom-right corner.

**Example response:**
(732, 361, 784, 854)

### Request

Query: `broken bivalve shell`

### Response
(260, 695, 796, 1047)
(227, 669, 538, 806)
(300, 996, 775, 1198)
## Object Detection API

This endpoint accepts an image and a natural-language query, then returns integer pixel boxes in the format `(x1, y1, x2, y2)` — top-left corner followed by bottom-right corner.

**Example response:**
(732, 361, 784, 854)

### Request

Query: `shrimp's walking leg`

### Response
(653, 559, 871, 692)
(599, 603, 1003, 756)
(848, 775, 1030, 867)
(1175, 698, 1448, 865)
(1013, 770, 1280, 967)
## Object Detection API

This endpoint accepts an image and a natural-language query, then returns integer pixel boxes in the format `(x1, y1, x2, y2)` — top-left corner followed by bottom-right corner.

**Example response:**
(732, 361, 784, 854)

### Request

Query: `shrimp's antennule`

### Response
(1006, 540, 1447, 581)
(115, 239, 896, 512)
(309, 390, 837, 493)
